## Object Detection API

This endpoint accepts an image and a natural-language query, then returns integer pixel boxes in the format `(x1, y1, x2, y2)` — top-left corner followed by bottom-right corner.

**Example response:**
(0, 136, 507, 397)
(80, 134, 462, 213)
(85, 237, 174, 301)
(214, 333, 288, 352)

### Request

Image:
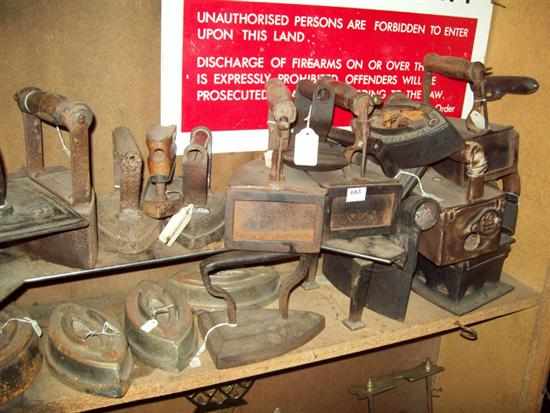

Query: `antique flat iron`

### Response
(142, 125, 183, 219)
(225, 79, 326, 253)
(0, 305, 42, 405)
(169, 264, 280, 311)
(176, 126, 225, 249)
(423, 52, 539, 235)
(197, 251, 324, 369)
(98, 127, 160, 255)
(9, 87, 98, 268)
(125, 280, 197, 372)
(45, 303, 133, 398)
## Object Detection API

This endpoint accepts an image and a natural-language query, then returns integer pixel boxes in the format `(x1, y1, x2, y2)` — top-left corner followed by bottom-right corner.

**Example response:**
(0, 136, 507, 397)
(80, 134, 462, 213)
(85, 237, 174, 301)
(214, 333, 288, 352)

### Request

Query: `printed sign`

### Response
(161, 0, 493, 153)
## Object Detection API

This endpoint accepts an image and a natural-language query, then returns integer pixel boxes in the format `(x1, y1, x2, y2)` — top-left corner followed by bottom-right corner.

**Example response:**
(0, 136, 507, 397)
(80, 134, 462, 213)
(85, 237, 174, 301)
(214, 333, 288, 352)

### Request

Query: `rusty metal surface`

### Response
(226, 160, 326, 253)
(12, 87, 98, 268)
(197, 251, 323, 369)
(45, 303, 132, 398)
(125, 280, 197, 372)
(182, 126, 211, 207)
(143, 125, 181, 219)
(308, 164, 402, 240)
(169, 264, 280, 311)
(418, 168, 504, 266)
(176, 192, 225, 250)
(0, 305, 42, 405)
(0, 175, 86, 243)
(423, 53, 488, 133)
(99, 127, 160, 255)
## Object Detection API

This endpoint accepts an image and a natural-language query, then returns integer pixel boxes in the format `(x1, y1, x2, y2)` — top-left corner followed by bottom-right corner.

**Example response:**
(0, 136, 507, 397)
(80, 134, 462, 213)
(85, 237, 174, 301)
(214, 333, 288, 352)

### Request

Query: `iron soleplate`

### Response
(197, 309, 325, 369)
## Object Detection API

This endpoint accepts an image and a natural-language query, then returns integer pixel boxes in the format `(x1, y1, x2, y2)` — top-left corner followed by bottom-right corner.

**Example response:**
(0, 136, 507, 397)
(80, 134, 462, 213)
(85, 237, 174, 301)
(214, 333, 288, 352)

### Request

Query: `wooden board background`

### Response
(0, 0, 549, 411)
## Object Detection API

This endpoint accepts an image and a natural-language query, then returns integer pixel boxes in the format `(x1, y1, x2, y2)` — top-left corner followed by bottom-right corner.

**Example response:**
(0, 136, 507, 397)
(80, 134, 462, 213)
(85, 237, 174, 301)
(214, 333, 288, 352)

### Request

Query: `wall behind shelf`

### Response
(1, 0, 548, 412)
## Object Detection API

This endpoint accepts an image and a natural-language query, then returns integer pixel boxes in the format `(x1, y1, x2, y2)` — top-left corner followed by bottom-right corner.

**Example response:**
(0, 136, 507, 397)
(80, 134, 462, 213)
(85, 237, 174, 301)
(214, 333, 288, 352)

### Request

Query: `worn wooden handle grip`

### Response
(14, 87, 94, 131)
(423, 53, 474, 81)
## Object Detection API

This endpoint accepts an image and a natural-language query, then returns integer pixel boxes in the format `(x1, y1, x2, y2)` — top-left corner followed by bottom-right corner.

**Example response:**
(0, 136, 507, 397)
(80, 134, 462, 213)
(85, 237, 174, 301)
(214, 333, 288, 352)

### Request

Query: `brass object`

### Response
(142, 125, 183, 219)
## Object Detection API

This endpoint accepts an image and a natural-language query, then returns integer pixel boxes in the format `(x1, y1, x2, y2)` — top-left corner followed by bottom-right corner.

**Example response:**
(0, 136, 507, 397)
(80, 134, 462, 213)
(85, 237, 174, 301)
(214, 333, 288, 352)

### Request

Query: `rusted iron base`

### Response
(0, 306, 42, 405)
(98, 193, 160, 255)
(0, 175, 85, 244)
(45, 303, 132, 398)
(142, 176, 183, 219)
(125, 280, 197, 372)
(20, 168, 98, 269)
(197, 309, 325, 369)
(169, 266, 280, 312)
(177, 193, 225, 250)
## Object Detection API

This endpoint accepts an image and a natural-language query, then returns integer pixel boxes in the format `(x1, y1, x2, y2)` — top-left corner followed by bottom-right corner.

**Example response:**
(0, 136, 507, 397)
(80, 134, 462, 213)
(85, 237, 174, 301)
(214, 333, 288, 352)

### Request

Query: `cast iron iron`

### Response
(169, 265, 280, 311)
(11, 87, 98, 268)
(177, 126, 225, 249)
(197, 251, 325, 369)
(45, 303, 133, 398)
(125, 280, 197, 372)
(0, 306, 42, 406)
(98, 127, 160, 255)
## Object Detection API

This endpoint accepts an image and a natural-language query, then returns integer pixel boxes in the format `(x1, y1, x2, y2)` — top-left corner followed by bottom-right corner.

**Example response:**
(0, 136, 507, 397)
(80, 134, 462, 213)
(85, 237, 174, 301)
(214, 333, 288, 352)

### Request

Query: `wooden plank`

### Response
(10, 272, 539, 413)
(520, 265, 550, 412)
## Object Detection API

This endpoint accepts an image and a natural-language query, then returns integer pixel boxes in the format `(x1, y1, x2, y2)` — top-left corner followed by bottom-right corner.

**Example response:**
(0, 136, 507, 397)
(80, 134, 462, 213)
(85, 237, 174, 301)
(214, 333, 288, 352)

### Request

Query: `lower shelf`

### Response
(9, 272, 540, 413)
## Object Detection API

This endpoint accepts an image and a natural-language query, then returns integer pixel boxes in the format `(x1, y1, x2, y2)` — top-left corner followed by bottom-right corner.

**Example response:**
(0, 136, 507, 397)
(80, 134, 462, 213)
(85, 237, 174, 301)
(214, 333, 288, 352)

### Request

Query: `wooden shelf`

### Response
(11, 272, 539, 413)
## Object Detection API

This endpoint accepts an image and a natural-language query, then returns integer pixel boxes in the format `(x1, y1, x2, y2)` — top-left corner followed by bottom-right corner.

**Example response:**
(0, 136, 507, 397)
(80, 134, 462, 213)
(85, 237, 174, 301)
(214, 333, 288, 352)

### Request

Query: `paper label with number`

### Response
(346, 187, 367, 202)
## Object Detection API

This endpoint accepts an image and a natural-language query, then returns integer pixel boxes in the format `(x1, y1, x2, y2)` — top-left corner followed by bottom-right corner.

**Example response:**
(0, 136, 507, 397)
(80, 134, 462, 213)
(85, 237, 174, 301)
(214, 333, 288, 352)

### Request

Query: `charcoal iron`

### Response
(418, 168, 504, 266)
(413, 235, 514, 315)
(323, 195, 440, 330)
(328, 93, 464, 178)
(98, 127, 160, 254)
(197, 251, 325, 369)
(225, 80, 326, 253)
(169, 265, 280, 311)
(142, 125, 183, 219)
(0, 306, 42, 405)
(45, 303, 133, 398)
(125, 280, 197, 372)
(12, 87, 98, 268)
(177, 126, 225, 249)
(424, 53, 539, 235)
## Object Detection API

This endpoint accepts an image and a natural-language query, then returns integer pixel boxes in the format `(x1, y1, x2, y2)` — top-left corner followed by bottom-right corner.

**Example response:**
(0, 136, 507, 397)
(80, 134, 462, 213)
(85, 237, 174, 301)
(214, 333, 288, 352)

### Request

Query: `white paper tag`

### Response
(346, 187, 367, 202)
(140, 319, 159, 333)
(159, 204, 194, 246)
(293, 127, 319, 166)
(264, 149, 273, 168)
(469, 110, 486, 130)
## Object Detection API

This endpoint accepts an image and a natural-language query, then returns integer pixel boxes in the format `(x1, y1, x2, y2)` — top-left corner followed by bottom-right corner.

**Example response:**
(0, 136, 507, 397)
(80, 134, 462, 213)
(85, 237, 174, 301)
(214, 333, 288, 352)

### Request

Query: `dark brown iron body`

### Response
(98, 127, 160, 255)
(125, 280, 197, 372)
(45, 303, 133, 398)
(0, 306, 42, 405)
